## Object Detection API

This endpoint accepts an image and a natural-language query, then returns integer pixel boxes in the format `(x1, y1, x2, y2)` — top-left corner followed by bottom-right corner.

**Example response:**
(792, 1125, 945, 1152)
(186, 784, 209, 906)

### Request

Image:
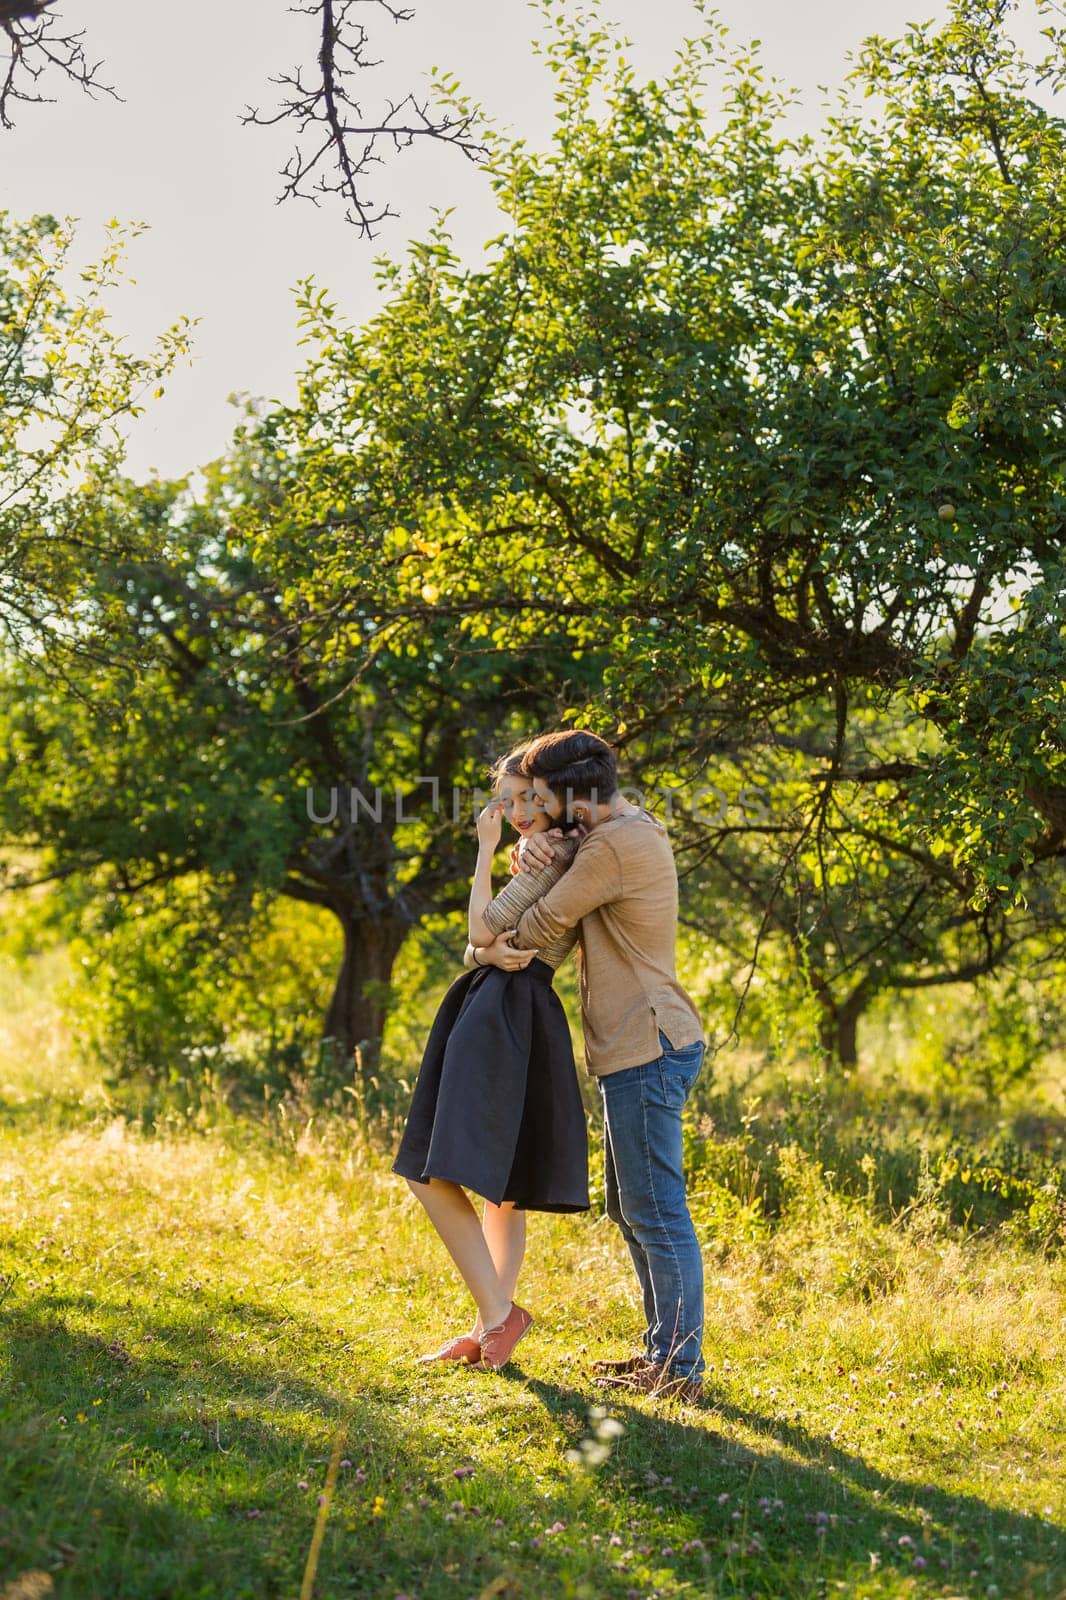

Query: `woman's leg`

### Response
(406, 1178, 512, 1332)
(470, 1201, 527, 1335)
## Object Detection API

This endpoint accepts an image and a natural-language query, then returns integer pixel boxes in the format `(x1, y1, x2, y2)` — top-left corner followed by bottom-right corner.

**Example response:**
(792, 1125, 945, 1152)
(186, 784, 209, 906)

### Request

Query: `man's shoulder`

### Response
(598, 809, 671, 850)
(572, 826, 620, 863)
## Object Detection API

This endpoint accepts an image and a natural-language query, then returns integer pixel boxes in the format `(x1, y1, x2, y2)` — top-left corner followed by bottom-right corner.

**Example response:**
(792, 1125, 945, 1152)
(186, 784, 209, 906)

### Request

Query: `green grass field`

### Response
(1, 948, 1064, 1600)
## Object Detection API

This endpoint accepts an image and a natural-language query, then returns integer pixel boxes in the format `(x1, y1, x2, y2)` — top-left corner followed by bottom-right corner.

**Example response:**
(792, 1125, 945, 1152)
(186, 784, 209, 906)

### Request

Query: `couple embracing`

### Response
(392, 730, 707, 1403)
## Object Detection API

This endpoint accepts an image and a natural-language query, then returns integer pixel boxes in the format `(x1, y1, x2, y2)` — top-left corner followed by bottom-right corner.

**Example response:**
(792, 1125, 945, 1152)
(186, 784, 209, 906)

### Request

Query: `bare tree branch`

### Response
(0, 0, 119, 128)
(241, 0, 485, 237)
(2, 2, 480, 234)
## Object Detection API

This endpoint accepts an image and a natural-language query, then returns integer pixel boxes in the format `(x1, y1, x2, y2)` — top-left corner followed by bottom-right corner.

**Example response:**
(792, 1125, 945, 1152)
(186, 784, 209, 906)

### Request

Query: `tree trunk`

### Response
(834, 984, 871, 1069)
(323, 910, 408, 1074)
(810, 971, 871, 1068)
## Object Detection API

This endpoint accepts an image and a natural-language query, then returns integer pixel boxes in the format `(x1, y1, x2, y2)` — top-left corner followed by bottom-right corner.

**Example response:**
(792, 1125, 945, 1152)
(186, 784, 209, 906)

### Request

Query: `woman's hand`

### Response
(473, 931, 539, 970)
(476, 799, 505, 851)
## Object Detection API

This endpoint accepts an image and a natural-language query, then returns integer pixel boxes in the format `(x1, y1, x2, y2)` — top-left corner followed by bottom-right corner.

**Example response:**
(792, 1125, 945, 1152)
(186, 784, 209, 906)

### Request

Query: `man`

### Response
(480, 729, 707, 1401)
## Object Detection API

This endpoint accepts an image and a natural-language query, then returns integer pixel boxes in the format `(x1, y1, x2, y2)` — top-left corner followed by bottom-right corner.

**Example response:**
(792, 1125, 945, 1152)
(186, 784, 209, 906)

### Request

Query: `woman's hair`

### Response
(519, 729, 618, 806)
(487, 740, 584, 834)
(488, 741, 533, 789)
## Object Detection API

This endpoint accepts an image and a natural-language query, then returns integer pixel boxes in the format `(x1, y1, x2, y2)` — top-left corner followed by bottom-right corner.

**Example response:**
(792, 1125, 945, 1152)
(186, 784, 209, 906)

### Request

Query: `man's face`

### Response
(529, 775, 566, 825)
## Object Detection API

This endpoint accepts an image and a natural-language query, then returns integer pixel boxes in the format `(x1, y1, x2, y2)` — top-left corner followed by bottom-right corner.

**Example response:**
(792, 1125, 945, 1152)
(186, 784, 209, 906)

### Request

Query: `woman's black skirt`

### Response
(391, 957, 589, 1213)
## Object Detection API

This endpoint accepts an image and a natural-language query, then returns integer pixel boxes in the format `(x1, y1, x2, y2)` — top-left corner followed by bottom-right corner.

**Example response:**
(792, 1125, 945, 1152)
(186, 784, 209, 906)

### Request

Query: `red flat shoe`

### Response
(476, 1303, 533, 1370)
(417, 1333, 482, 1365)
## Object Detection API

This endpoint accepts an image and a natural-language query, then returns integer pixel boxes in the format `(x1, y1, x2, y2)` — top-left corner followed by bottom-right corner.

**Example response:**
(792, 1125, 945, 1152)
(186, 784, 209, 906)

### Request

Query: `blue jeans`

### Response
(599, 1029, 706, 1380)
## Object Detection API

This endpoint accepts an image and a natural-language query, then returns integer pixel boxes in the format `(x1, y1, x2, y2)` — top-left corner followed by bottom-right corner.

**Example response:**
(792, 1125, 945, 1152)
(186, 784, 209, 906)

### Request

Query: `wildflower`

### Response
(546, 1521, 566, 1535)
(372, 1496, 385, 1517)
(245, 1509, 261, 1520)
(297, 1480, 309, 1491)
(453, 1465, 475, 1480)
(339, 1458, 353, 1469)
(662, 1545, 675, 1557)
(913, 1556, 928, 1569)
(898, 1535, 915, 1549)
(609, 1534, 623, 1546)
(717, 1492, 730, 1504)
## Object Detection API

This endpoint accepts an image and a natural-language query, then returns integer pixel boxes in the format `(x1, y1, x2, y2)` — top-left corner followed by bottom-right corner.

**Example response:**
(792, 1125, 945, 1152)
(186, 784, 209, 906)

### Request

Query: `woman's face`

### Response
(496, 774, 561, 836)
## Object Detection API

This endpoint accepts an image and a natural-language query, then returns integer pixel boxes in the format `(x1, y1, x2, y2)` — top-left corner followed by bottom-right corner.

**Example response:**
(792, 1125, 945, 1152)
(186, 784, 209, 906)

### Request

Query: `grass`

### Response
(1, 949, 1064, 1599)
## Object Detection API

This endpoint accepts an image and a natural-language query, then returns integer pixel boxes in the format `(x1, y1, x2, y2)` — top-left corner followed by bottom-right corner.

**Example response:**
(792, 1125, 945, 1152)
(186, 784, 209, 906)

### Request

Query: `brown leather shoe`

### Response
(417, 1333, 481, 1365)
(475, 1303, 533, 1370)
(595, 1360, 703, 1404)
(589, 1353, 651, 1376)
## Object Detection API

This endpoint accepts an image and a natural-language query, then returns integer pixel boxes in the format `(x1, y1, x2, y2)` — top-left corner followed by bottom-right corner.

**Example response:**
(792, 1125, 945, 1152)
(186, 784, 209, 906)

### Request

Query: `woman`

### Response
(392, 746, 589, 1371)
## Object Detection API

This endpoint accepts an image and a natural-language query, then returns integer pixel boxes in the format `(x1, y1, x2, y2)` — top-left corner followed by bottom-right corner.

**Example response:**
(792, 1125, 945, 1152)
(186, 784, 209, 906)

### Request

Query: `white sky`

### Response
(0, 1, 1051, 479)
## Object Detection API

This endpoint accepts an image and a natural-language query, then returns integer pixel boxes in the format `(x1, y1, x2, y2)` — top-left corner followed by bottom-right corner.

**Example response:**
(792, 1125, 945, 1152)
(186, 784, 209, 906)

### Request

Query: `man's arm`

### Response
(510, 832, 622, 950)
(480, 835, 579, 940)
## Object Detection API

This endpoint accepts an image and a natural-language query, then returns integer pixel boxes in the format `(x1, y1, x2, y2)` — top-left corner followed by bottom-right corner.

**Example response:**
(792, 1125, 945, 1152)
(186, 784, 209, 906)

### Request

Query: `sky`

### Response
(0, 0, 1050, 480)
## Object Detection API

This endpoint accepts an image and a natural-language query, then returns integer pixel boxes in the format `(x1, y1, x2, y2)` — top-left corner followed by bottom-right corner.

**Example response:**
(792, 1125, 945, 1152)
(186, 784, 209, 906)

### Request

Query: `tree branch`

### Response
(240, 0, 484, 237)
(0, 0, 119, 128)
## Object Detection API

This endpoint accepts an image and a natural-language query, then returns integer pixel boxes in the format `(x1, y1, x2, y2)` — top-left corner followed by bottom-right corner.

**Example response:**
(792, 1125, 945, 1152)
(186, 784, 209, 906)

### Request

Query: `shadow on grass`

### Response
(515, 1369, 1065, 1599)
(2, 1289, 1063, 1600)
(1, 1294, 360, 1597)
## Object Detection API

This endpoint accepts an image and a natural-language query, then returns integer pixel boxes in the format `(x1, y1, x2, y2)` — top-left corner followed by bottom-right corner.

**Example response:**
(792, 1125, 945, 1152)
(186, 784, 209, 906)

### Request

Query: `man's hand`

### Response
(516, 828, 563, 874)
(473, 931, 539, 970)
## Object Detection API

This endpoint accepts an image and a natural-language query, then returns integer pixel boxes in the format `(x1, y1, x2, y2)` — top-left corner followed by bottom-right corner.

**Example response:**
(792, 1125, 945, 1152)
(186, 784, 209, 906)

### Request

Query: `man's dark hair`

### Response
(520, 729, 618, 807)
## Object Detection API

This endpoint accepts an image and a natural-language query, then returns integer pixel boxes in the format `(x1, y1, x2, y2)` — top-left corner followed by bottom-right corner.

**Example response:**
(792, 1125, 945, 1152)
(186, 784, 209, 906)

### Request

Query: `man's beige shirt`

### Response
(509, 809, 704, 1077)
